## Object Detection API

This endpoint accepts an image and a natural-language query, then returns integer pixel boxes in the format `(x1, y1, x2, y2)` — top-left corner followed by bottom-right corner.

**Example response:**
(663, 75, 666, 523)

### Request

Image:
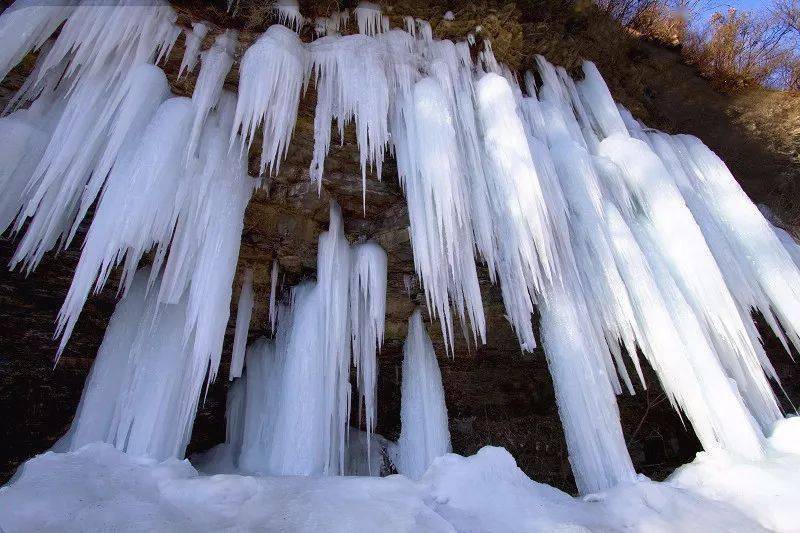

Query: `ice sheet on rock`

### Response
(395, 310, 452, 480)
(274, 0, 305, 32)
(350, 242, 388, 465)
(178, 21, 209, 78)
(230, 269, 254, 380)
(232, 24, 306, 176)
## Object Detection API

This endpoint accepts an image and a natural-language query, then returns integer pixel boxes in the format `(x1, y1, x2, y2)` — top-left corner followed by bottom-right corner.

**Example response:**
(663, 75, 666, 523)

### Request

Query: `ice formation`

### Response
(308, 33, 390, 205)
(3, 0, 800, 512)
(354, 2, 383, 36)
(269, 258, 280, 332)
(196, 203, 390, 476)
(232, 24, 305, 175)
(230, 268, 254, 380)
(350, 242, 388, 462)
(187, 30, 238, 159)
(395, 310, 452, 479)
(178, 21, 209, 78)
(273, 0, 305, 33)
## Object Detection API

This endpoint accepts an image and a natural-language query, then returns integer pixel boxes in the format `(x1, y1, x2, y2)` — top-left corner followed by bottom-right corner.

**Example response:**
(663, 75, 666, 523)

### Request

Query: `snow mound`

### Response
(7, 425, 800, 532)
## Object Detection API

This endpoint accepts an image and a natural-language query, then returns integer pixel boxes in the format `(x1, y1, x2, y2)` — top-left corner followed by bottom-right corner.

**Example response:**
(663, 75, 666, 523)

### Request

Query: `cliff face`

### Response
(1, 0, 799, 493)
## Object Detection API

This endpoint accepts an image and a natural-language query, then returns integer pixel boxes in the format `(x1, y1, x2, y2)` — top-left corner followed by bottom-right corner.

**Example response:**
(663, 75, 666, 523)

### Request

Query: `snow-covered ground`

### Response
(3, 418, 800, 532)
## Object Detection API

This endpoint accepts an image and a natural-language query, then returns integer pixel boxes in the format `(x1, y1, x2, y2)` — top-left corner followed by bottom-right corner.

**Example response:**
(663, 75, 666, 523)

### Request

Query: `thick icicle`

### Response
(350, 241, 388, 465)
(232, 24, 306, 176)
(56, 96, 194, 355)
(230, 269, 254, 380)
(395, 310, 452, 479)
(476, 73, 566, 351)
(67, 268, 203, 461)
(597, 134, 782, 431)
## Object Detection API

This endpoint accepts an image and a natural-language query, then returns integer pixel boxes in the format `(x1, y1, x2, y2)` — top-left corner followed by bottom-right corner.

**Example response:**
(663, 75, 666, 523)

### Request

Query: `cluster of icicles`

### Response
(2, 0, 800, 493)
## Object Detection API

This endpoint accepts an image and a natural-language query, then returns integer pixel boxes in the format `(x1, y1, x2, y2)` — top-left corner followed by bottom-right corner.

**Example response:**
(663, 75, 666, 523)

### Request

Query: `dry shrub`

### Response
(684, 7, 799, 89)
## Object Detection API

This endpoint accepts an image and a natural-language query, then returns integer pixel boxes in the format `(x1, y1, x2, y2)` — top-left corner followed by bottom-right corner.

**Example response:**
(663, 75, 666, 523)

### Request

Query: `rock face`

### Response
(1, 0, 799, 493)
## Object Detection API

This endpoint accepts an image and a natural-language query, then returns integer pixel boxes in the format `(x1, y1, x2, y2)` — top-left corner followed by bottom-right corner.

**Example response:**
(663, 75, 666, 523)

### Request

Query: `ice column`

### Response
(395, 310, 452, 479)
(350, 241, 388, 462)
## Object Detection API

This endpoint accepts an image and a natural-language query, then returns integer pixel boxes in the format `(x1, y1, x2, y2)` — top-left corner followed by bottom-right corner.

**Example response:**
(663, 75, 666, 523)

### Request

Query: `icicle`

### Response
(354, 2, 383, 36)
(230, 269, 255, 380)
(604, 203, 765, 460)
(395, 310, 451, 479)
(269, 259, 279, 332)
(350, 241, 388, 468)
(316, 202, 354, 475)
(273, 0, 304, 33)
(308, 34, 390, 205)
(11, 63, 171, 272)
(238, 337, 282, 474)
(178, 22, 209, 79)
(187, 30, 237, 159)
(677, 134, 800, 358)
(0, 0, 74, 85)
(0, 94, 62, 234)
(34, 1, 178, 92)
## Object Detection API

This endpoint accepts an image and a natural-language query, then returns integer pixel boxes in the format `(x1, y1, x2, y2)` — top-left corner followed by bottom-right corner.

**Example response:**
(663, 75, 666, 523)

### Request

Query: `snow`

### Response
(7, 419, 800, 532)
